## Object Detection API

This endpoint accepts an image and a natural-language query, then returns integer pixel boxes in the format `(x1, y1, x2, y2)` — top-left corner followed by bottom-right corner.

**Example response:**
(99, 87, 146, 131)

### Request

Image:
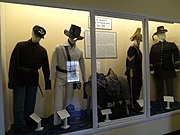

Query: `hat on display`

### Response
(130, 27, 142, 43)
(152, 26, 168, 40)
(33, 25, 46, 39)
(64, 24, 84, 40)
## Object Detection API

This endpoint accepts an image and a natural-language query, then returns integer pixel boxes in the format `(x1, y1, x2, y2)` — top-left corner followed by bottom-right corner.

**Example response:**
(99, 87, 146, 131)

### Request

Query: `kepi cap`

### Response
(33, 25, 46, 39)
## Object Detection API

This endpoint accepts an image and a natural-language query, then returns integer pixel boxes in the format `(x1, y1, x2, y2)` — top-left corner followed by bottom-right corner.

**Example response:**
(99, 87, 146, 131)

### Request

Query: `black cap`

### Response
(33, 25, 46, 38)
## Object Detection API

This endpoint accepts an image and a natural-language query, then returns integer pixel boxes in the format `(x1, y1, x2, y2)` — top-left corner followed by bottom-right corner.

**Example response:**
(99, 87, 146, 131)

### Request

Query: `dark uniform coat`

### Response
(125, 45, 142, 101)
(8, 39, 51, 89)
(125, 45, 142, 78)
(150, 41, 179, 78)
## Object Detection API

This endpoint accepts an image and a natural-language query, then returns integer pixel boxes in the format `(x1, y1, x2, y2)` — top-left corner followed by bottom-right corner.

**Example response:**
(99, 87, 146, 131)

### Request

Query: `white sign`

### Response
(89, 17, 112, 30)
(101, 109, 112, 115)
(137, 99, 144, 107)
(163, 96, 174, 102)
(30, 113, 42, 123)
(57, 109, 70, 120)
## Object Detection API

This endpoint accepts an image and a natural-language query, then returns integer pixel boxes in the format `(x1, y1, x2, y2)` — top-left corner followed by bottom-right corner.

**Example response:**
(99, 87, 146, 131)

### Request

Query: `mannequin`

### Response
(125, 28, 143, 111)
(8, 25, 51, 134)
(150, 26, 179, 102)
(50, 24, 86, 126)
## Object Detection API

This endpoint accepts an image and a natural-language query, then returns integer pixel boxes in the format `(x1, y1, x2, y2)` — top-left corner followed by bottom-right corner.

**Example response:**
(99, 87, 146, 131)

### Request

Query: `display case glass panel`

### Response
(3, 3, 92, 134)
(149, 21, 180, 116)
(90, 15, 146, 123)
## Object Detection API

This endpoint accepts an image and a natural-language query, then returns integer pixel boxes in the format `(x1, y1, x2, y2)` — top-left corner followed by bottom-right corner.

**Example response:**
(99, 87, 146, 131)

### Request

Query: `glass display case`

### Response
(0, 2, 179, 135)
(88, 14, 147, 126)
(149, 21, 180, 116)
(2, 3, 92, 135)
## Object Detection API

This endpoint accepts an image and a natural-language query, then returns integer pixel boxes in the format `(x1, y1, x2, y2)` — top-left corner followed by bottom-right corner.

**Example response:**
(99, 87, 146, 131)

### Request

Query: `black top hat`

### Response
(64, 24, 84, 40)
(152, 26, 168, 40)
(33, 25, 46, 39)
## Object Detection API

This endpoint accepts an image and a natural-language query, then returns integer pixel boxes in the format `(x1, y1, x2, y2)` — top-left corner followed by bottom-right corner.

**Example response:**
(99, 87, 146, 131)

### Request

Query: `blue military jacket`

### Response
(8, 39, 51, 89)
(150, 40, 179, 78)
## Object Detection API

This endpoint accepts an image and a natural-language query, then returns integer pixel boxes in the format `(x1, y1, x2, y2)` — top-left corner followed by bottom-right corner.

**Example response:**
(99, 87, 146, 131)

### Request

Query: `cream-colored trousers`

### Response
(53, 78, 74, 125)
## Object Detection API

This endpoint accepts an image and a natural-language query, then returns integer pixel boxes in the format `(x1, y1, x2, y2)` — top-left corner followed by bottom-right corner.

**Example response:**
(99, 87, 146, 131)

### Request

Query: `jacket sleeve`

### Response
(126, 46, 136, 70)
(8, 44, 19, 89)
(42, 49, 51, 90)
(172, 42, 180, 69)
(149, 46, 155, 71)
(79, 52, 87, 82)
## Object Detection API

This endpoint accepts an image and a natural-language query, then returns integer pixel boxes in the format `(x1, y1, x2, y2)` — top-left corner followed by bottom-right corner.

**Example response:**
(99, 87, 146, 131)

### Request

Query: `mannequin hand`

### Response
(150, 71, 154, 74)
(175, 69, 180, 72)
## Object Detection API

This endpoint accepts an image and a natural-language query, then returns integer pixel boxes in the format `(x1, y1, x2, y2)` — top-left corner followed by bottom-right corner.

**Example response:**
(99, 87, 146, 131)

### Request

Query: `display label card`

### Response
(67, 61, 80, 82)
(89, 17, 112, 30)
(163, 96, 174, 102)
(57, 109, 70, 120)
(137, 99, 144, 107)
(30, 113, 41, 123)
(101, 109, 112, 115)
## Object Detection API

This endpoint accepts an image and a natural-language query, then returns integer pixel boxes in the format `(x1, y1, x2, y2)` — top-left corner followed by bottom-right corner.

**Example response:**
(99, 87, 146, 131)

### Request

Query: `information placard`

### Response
(84, 31, 117, 58)
(163, 96, 174, 102)
(101, 109, 112, 115)
(88, 17, 112, 30)
(57, 109, 70, 120)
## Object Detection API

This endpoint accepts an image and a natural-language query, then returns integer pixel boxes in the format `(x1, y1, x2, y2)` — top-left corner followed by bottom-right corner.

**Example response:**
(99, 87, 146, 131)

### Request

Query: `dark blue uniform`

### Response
(8, 39, 51, 129)
(150, 40, 179, 101)
(8, 39, 51, 89)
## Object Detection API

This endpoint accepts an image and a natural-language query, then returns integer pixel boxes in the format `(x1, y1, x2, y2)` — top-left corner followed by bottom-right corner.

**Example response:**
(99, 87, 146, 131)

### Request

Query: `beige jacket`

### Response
(50, 41, 86, 84)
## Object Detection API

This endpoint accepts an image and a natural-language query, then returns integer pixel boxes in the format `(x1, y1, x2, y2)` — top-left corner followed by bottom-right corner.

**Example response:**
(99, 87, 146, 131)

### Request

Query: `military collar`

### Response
(28, 39, 40, 46)
(68, 39, 76, 47)
(159, 40, 166, 43)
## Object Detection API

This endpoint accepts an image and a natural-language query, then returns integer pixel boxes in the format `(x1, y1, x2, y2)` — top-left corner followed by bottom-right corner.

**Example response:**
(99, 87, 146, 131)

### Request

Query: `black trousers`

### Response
(127, 76, 142, 100)
(155, 78, 174, 101)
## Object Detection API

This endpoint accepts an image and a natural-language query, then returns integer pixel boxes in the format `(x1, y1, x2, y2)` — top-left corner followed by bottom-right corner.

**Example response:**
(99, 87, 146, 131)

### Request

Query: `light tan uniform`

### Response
(50, 41, 86, 125)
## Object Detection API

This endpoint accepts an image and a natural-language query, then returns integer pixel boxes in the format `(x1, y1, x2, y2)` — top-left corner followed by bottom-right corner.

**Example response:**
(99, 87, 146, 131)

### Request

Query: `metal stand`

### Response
(166, 101, 171, 110)
(105, 114, 110, 122)
(61, 117, 70, 129)
(35, 121, 44, 131)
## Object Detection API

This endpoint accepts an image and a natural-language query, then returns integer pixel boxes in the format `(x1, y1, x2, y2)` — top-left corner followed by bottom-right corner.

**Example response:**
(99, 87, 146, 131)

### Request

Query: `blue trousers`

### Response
(155, 78, 174, 101)
(13, 85, 37, 128)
